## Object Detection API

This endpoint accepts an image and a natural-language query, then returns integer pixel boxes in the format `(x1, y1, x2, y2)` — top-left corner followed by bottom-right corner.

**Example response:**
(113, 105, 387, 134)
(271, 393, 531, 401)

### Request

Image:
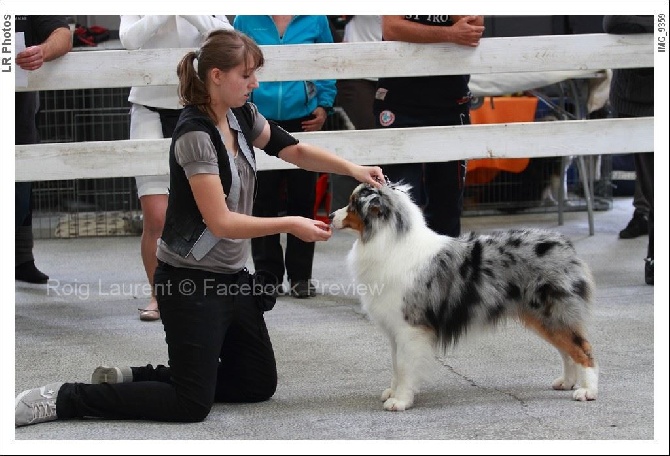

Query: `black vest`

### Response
(161, 104, 256, 258)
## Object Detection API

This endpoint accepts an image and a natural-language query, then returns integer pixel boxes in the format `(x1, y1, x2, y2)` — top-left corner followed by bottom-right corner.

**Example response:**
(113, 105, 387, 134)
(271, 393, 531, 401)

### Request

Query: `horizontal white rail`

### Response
(17, 33, 653, 92)
(15, 117, 653, 182)
(15, 33, 654, 185)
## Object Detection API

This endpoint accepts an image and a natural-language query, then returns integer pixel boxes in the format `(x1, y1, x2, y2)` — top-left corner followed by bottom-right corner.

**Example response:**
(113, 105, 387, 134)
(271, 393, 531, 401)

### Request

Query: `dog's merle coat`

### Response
(331, 183, 598, 411)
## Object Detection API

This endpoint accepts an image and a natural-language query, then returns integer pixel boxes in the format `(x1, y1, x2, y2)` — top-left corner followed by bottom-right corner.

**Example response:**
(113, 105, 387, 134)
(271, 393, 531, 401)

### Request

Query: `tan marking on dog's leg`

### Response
(520, 313, 598, 400)
(520, 313, 595, 368)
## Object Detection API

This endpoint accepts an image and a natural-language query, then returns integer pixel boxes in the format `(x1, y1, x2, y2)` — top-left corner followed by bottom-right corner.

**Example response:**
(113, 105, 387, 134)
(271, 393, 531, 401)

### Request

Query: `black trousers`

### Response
(373, 103, 470, 237)
(16, 101, 39, 266)
(251, 116, 316, 282)
(635, 152, 654, 259)
(332, 79, 378, 210)
(619, 112, 654, 260)
(57, 263, 277, 423)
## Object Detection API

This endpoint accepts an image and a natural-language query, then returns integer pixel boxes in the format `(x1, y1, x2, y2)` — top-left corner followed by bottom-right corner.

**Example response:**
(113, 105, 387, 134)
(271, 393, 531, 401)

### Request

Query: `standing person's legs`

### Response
(15, 182, 32, 228)
(332, 79, 378, 209)
(137, 193, 168, 319)
(634, 151, 654, 284)
(422, 105, 470, 237)
(16, 92, 49, 284)
(619, 173, 650, 239)
(131, 104, 170, 321)
(253, 117, 312, 295)
(423, 160, 466, 237)
(252, 170, 286, 282)
(284, 168, 317, 295)
(15, 181, 49, 284)
(632, 176, 651, 217)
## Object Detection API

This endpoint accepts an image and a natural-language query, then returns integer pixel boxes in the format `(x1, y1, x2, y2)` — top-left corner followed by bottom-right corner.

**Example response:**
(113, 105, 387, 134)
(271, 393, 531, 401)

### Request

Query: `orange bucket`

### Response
(467, 96, 538, 184)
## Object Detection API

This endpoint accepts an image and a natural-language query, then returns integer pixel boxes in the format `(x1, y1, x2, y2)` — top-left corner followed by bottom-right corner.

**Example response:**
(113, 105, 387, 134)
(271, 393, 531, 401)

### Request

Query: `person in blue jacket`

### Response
(234, 15, 337, 298)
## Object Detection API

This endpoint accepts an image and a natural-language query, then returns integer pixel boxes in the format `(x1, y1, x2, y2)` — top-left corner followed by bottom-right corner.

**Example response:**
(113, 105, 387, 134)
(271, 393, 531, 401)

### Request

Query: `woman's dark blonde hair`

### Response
(177, 29, 264, 120)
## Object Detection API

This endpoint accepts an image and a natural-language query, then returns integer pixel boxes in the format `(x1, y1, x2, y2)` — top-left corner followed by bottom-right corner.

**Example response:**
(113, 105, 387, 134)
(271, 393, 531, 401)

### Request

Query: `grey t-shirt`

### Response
(156, 107, 266, 274)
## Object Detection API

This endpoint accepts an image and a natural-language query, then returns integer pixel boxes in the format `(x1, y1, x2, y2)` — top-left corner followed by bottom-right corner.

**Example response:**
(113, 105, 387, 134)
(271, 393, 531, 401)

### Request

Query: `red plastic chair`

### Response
(313, 173, 331, 223)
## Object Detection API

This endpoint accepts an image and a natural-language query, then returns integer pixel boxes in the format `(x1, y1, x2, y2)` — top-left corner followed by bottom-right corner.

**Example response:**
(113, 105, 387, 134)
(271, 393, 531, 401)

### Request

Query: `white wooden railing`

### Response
(15, 33, 654, 183)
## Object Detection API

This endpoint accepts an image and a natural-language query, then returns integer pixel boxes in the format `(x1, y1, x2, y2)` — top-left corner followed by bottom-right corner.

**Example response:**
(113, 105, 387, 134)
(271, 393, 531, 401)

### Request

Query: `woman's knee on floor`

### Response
(179, 396, 215, 423)
(249, 373, 277, 403)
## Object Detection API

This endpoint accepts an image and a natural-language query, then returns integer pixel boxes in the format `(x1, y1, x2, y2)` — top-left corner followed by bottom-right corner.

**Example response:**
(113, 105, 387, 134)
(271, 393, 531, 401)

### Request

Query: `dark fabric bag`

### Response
(251, 270, 280, 312)
(231, 268, 279, 312)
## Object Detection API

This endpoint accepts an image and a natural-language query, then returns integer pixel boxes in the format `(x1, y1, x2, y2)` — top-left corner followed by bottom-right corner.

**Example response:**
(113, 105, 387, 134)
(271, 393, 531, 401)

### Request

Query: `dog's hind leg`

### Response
(382, 327, 434, 411)
(520, 314, 598, 401)
(552, 352, 578, 391)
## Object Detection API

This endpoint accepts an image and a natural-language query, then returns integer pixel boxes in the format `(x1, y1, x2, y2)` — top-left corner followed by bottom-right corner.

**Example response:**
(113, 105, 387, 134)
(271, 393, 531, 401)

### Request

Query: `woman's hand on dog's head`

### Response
(353, 165, 385, 189)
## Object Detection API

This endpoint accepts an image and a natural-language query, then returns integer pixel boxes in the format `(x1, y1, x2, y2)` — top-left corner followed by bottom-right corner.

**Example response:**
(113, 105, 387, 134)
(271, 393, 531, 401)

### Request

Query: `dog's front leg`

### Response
(381, 337, 398, 402)
(382, 329, 432, 411)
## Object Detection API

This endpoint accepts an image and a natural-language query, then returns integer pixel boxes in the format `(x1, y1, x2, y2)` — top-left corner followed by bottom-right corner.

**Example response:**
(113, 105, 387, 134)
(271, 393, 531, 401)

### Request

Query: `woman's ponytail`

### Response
(177, 50, 209, 108)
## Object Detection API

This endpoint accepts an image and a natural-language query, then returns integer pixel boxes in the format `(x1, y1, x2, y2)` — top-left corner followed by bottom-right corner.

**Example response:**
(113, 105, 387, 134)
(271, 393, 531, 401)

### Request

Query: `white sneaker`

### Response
(91, 366, 133, 384)
(15, 382, 63, 427)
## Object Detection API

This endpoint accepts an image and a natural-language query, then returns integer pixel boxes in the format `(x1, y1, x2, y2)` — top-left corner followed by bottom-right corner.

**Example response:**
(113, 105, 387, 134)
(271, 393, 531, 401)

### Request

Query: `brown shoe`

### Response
(138, 308, 160, 321)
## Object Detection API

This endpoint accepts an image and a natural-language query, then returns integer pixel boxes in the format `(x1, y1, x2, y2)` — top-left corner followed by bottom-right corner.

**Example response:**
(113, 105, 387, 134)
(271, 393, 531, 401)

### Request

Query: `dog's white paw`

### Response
(573, 387, 597, 401)
(383, 397, 410, 412)
(552, 376, 576, 391)
(380, 388, 394, 402)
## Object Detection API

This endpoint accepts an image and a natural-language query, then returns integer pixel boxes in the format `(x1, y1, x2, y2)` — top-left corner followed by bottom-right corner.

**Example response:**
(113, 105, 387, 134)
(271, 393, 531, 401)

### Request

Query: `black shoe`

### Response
(289, 280, 316, 298)
(15, 261, 49, 284)
(644, 258, 653, 285)
(619, 212, 648, 239)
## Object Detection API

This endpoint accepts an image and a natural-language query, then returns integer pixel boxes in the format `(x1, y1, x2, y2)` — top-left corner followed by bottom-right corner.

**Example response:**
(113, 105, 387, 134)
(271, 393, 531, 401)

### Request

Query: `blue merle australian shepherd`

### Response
(330, 182, 598, 411)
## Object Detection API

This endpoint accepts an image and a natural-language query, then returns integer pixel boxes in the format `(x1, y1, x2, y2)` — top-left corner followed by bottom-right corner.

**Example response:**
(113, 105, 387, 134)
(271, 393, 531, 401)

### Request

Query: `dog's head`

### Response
(330, 181, 422, 243)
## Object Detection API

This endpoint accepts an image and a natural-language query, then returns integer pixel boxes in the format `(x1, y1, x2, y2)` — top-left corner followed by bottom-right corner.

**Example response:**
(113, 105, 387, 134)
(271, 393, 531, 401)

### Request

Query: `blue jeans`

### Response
(57, 263, 277, 422)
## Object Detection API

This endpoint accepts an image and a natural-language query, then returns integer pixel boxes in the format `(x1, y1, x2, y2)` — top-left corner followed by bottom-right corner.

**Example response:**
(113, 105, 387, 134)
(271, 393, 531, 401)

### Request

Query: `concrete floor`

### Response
(9, 197, 667, 454)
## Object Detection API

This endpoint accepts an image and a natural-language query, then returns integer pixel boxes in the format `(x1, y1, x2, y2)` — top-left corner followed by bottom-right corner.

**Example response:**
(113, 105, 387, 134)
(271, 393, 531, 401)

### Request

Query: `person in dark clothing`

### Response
(15, 29, 384, 427)
(618, 181, 649, 239)
(15, 16, 72, 284)
(373, 15, 484, 237)
(603, 15, 654, 285)
(331, 15, 383, 211)
(234, 15, 337, 299)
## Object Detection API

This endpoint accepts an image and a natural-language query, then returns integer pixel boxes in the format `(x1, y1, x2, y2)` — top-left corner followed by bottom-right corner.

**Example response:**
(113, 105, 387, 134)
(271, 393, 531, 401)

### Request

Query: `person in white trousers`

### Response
(120, 15, 233, 321)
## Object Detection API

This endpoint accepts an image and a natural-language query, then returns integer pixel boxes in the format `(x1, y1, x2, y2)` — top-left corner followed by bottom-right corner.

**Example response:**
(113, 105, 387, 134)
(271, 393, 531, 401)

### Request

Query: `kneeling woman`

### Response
(16, 29, 384, 426)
